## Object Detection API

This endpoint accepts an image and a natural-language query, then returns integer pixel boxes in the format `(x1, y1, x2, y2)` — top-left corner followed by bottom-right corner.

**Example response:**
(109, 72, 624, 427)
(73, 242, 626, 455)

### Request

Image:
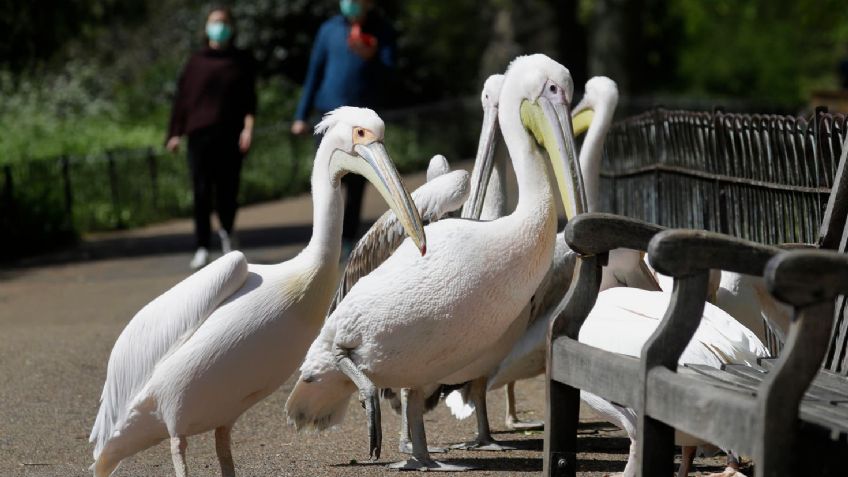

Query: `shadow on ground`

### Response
(6, 220, 379, 271)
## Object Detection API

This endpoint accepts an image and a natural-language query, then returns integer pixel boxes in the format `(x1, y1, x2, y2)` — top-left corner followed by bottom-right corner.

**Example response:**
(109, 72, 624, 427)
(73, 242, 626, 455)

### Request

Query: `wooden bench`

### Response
(543, 108, 848, 476)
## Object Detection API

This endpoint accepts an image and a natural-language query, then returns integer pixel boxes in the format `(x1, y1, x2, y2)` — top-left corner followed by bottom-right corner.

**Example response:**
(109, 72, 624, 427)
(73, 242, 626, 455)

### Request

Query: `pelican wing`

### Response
(90, 251, 248, 457)
(487, 236, 576, 389)
(328, 168, 469, 315)
(580, 287, 768, 368)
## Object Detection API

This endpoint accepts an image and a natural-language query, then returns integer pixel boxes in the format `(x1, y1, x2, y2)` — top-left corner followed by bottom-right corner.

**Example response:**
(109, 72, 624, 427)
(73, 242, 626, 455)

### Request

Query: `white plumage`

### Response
(89, 107, 425, 477)
(90, 251, 249, 458)
(287, 54, 584, 470)
(578, 287, 768, 477)
(328, 155, 469, 315)
(484, 77, 658, 430)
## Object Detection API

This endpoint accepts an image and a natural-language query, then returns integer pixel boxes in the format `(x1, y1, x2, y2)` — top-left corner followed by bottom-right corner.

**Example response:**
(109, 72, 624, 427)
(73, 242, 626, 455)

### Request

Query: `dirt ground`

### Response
(0, 166, 739, 476)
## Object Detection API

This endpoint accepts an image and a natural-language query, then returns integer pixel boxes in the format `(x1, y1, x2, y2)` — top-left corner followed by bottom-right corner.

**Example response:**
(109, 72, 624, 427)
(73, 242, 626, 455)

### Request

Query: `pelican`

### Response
(88, 107, 426, 477)
(323, 75, 506, 455)
(452, 77, 657, 440)
(286, 54, 585, 471)
(578, 286, 767, 477)
(485, 77, 625, 432)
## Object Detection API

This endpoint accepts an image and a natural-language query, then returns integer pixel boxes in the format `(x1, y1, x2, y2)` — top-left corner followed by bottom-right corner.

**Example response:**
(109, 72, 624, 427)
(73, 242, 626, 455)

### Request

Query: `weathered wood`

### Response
(644, 368, 760, 455)
(547, 109, 848, 477)
(755, 297, 837, 476)
(636, 273, 710, 477)
(545, 255, 602, 477)
(563, 213, 665, 256)
(549, 255, 603, 340)
(647, 229, 780, 278)
(818, 125, 848, 249)
(765, 249, 848, 307)
(550, 338, 641, 408)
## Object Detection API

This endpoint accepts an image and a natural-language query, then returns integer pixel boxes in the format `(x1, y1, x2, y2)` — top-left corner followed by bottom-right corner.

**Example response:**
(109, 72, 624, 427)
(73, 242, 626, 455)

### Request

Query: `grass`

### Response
(0, 100, 480, 261)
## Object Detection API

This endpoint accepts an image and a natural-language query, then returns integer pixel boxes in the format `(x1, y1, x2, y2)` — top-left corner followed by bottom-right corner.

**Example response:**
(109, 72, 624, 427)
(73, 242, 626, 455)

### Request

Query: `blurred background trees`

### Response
(3, 0, 848, 164)
(2, 0, 848, 257)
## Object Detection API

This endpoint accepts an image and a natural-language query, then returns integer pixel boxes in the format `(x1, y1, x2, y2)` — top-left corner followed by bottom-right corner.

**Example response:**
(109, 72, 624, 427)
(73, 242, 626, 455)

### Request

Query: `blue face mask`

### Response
(206, 22, 233, 44)
(339, 0, 362, 20)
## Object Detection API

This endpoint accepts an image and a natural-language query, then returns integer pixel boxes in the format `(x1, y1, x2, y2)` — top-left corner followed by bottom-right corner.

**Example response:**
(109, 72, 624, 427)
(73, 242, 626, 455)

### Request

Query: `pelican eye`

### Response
(549, 84, 557, 93)
(352, 127, 378, 145)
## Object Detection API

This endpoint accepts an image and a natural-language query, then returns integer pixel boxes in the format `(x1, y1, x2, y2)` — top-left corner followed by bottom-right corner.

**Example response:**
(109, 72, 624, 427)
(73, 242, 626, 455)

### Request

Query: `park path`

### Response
(0, 162, 655, 476)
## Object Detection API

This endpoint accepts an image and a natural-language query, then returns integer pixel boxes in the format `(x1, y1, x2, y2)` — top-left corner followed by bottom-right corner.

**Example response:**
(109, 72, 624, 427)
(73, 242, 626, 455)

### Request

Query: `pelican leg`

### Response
(504, 381, 543, 431)
(399, 389, 448, 454)
(451, 377, 516, 451)
(170, 435, 188, 477)
(676, 445, 697, 477)
(215, 425, 236, 477)
(389, 388, 474, 471)
(335, 349, 382, 460)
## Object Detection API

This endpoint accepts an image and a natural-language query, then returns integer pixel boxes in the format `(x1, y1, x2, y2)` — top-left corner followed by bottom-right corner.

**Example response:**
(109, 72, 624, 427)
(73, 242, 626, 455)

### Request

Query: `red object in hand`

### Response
(348, 23, 376, 49)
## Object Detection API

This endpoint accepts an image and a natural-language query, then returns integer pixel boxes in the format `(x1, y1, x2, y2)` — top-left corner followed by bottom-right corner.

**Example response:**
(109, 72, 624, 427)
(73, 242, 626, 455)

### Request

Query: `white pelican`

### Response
(88, 107, 426, 477)
(578, 286, 767, 477)
(450, 77, 658, 441)
(324, 75, 506, 456)
(286, 54, 585, 471)
(484, 77, 625, 432)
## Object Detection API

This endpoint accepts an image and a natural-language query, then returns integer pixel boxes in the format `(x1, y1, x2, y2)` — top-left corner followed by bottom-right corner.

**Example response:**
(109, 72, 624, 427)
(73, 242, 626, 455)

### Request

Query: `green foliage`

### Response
(671, 0, 848, 104)
(0, 64, 163, 165)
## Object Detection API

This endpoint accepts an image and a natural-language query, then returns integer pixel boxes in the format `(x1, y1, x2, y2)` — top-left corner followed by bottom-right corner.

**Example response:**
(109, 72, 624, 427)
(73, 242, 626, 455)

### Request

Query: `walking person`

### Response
(291, 0, 396, 258)
(166, 6, 256, 269)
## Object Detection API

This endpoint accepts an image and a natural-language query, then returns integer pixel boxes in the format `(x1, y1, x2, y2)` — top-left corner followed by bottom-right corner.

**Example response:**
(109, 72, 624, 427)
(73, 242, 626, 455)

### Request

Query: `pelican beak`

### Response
(460, 104, 499, 220)
(571, 98, 595, 137)
(353, 142, 427, 255)
(520, 97, 587, 220)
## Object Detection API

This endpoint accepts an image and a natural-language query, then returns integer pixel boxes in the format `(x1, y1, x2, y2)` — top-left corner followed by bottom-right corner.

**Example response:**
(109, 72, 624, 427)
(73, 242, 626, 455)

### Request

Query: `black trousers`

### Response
(187, 125, 243, 249)
(314, 129, 365, 241)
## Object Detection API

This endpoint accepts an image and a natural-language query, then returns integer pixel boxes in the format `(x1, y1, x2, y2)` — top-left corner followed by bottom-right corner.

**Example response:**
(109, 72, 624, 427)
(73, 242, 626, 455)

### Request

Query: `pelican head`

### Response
(318, 107, 427, 255)
(462, 73, 505, 219)
(504, 54, 586, 219)
(572, 76, 619, 137)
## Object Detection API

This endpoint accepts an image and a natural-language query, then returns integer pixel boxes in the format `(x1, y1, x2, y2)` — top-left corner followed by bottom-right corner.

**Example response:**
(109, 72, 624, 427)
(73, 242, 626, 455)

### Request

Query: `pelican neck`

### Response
(301, 142, 344, 264)
(498, 100, 555, 217)
(580, 102, 613, 212)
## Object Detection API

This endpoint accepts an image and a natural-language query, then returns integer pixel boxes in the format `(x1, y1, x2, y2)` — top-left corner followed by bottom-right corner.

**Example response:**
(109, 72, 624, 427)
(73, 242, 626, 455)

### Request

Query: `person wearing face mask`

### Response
(291, 0, 396, 258)
(166, 6, 257, 270)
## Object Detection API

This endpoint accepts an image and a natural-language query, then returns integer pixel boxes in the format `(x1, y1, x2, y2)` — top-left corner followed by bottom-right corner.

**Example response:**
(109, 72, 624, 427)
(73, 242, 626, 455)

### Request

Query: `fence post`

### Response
(147, 147, 159, 209)
(60, 155, 73, 219)
(2, 164, 12, 213)
(653, 108, 665, 226)
(713, 107, 729, 236)
(107, 151, 124, 229)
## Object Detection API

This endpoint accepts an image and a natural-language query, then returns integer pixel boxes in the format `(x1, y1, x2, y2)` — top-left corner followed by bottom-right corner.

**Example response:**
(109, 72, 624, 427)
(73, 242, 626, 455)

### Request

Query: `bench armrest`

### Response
(766, 249, 848, 307)
(647, 229, 781, 278)
(564, 213, 665, 256)
(754, 250, 844, 432)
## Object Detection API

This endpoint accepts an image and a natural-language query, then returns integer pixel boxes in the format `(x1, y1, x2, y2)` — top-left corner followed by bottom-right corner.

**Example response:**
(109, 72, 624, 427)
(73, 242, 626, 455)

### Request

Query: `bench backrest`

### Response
(597, 107, 848, 374)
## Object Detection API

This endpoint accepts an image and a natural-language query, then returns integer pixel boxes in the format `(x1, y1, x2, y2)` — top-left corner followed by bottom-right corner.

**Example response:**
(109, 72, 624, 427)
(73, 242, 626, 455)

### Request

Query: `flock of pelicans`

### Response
(88, 54, 782, 477)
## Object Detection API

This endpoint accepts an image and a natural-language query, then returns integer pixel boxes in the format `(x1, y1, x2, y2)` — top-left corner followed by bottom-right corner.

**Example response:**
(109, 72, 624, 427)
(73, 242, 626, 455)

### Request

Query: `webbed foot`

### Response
(388, 457, 475, 471)
(505, 417, 544, 431)
(449, 438, 516, 451)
